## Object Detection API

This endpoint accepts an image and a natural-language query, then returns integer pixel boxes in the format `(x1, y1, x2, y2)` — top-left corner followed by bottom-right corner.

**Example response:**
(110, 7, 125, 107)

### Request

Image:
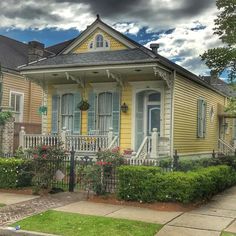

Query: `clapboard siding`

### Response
(2, 72, 42, 124)
(173, 75, 230, 154)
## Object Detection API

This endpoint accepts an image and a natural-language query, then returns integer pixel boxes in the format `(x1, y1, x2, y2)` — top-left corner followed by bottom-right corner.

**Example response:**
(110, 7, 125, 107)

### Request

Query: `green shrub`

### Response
(117, 165, 236, 203)
(0, 158, 33, 188)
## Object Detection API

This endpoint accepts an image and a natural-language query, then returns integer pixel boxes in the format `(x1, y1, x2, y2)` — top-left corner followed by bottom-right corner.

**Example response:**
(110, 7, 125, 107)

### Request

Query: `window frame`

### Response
(9, 91, 24, 122)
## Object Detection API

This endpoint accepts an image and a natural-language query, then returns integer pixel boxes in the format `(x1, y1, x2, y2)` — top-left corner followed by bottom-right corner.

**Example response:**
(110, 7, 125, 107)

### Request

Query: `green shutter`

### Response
(203, 101, 207, 137)
(197, 99, 207, 138)
(112, 91, 120, 135)
(87, 91, 96, 133)
(197, 99, 202, 137)
(0, 82, 2, 107)
(51, 95, 59, 134)
(73, 92, 81, 134)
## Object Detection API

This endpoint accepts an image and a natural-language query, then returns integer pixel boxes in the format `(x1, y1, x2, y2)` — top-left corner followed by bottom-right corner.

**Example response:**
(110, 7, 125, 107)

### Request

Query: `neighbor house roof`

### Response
(0, 35, 29, 72)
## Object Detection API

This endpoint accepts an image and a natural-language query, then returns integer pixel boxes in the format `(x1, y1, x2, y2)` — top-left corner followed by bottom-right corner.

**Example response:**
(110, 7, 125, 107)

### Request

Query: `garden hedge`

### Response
(117, 165, 236, 203)
(0, 158, 33, 188)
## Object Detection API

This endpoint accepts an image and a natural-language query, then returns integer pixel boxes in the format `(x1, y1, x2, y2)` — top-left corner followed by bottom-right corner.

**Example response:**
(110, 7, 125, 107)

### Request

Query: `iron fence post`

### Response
(69, 146, 75, 192)
(173, 149, 179, 171)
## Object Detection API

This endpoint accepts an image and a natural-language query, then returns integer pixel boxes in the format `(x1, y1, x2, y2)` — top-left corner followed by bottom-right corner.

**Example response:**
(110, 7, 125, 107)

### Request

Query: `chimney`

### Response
(210, 70, 218, 85)
(28, 41, 45, 63)
(150, 43, 159, 54)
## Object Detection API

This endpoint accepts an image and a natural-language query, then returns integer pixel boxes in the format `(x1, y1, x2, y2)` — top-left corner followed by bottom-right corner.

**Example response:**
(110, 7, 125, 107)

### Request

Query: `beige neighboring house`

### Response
(0, 36, 45, 124)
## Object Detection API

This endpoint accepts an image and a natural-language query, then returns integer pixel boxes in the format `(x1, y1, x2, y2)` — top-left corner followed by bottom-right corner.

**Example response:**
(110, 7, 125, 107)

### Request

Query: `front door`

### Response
(135, 90, 161, 151)
(147, 105, 161, 136)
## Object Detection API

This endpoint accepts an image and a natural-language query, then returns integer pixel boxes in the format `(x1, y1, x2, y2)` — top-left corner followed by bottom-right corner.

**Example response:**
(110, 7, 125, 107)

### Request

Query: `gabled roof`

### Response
(0, 35, 29, 71)
(21, 48, 156, 69)
(17, 16, 233, 97)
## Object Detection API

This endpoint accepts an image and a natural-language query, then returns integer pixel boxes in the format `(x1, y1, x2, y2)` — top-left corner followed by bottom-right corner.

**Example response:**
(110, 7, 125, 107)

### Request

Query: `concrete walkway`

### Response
(0, 193, 38, 205)
(54, 186, 236, 236)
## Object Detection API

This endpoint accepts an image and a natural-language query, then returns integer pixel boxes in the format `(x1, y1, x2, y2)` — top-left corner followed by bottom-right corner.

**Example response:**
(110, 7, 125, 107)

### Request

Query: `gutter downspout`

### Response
(170, 70, 176, 158)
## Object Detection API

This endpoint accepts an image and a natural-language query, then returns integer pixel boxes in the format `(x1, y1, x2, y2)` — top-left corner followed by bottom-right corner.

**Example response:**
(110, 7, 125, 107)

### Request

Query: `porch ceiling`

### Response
(24, 64, 170, 86)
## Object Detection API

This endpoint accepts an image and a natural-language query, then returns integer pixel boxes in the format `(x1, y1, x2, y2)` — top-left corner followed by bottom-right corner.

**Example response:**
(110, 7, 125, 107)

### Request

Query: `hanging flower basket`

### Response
(78, 100, 90, 111)
(38, 106, 47, 115)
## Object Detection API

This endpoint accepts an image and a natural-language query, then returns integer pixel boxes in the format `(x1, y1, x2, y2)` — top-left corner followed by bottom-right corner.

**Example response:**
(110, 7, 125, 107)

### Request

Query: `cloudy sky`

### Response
(0, 0, 222, 76)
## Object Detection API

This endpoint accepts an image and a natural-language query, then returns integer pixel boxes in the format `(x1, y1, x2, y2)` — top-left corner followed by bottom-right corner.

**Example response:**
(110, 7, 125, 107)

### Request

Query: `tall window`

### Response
(10, 92, 23, 122)
(61, 94, 74, 132)
(96, 34, 104, 48)
(98, 92, 112, 133)
(197, 98, 207, 138)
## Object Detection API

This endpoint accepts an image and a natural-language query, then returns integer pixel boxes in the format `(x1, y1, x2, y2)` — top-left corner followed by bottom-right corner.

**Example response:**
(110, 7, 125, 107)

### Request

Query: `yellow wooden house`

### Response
(19, 16, 236, 158)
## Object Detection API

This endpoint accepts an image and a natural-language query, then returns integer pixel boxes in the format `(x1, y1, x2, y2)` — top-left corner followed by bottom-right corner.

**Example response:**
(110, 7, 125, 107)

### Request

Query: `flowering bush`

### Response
(0, 158, 33, 188)
(29, 144, 67, 194)
(78, 148, 124, 195)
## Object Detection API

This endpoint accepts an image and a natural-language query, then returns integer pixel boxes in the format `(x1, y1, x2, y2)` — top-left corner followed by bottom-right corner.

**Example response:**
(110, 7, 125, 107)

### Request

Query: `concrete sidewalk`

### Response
(54, 186, 236, 236)
(55, 201, 182, 224)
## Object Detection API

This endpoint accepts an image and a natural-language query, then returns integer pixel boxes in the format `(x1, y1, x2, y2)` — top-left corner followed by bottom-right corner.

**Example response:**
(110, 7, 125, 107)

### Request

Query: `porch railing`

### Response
(133, 128, 170, 159)
(65, 135, 109, 153)
(19, 126, 118, 154)
(23, 134, 60, 149)
(218, 138, 235, 156)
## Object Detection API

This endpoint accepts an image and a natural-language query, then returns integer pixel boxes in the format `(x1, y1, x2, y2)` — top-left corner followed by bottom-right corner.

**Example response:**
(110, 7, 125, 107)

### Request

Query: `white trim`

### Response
(170, 70, 176, 158)
(90, 82, 117, 93)
(21, 63, 158, 75)
(87, 32, 111, 51)
(9, 90, 24, 122)
(53, 84, 81, 95)
(62, 22, 136, 54)
(131, 81, 165, 150)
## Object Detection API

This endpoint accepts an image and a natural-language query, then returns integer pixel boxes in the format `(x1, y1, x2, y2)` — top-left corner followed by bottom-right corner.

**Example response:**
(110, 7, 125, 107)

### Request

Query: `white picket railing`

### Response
(23, 134, 60, 149)
(19, 126, 117, 153)
(218, 138, 235, 156)
(134, 136, 152, 159)
(108, 136, 119, 150)
(65, 135, 109, 153)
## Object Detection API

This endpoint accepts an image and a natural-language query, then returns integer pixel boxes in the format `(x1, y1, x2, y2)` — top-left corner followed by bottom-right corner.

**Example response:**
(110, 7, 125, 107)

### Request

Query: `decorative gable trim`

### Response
(61, 21, 136, 54)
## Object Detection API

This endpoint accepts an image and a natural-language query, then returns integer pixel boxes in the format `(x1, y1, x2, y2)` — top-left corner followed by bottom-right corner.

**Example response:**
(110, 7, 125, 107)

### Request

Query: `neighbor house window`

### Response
(10, 92, 23, 122)
(96, 34, 104, 48)
(197, 98, 207, 138)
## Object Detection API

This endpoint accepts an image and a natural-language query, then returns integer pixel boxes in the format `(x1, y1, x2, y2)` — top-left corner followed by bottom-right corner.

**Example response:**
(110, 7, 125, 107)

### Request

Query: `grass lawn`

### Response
(0, 203, 5, 207)
(221, 232, 236, 236)
(12, 210, 162, 236)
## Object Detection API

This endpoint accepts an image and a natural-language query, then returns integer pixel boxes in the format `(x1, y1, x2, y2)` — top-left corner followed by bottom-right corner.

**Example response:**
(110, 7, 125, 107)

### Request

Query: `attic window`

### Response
(96, 34, 104, 48)
(89, 42, 93, 49)
(105, 40, 109, 48)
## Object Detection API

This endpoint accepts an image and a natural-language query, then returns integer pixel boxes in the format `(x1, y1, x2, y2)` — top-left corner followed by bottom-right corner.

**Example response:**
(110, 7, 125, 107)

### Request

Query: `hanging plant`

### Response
(78, 99, 90, 111)
(38, 106, 47, 115)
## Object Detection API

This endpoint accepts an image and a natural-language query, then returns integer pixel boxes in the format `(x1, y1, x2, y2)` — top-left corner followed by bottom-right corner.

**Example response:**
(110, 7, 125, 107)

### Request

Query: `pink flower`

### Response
(33, 154, 38, 159)
(41, 145, 47, 151)
(42, 154, 47, 159)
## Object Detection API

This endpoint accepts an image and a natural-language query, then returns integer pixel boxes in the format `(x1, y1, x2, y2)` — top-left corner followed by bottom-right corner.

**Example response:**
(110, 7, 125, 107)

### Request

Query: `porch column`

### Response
(108, 127, 113, 145)
(61, 127, 67, 149)
(19, 126, 26, 149)
(151, 128, 159, 158)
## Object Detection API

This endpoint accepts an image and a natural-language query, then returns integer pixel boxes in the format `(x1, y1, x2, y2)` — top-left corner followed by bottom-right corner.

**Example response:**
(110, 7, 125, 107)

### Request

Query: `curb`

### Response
(0, 227, 59, 236)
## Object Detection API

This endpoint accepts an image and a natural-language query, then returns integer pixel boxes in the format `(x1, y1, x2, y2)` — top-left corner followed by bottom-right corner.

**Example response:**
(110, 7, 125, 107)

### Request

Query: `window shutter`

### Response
(112, 91, 120, 135)
(73, 92, 81, 134)
(0, 82, 2, 107)
(203, 101, 207, 137)
(51, 95, 59, 134)
(87, 91, 96, 133)
(136, 93, 144, 150)
(197, 99, 203, 138)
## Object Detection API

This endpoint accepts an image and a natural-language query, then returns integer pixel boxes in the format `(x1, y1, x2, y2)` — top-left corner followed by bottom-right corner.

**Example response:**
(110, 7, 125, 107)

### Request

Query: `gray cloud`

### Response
(0, 0, 216, 30)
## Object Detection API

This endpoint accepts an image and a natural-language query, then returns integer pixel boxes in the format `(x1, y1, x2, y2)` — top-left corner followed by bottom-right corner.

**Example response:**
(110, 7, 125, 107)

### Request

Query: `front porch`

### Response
(20, 57, 174, 158)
